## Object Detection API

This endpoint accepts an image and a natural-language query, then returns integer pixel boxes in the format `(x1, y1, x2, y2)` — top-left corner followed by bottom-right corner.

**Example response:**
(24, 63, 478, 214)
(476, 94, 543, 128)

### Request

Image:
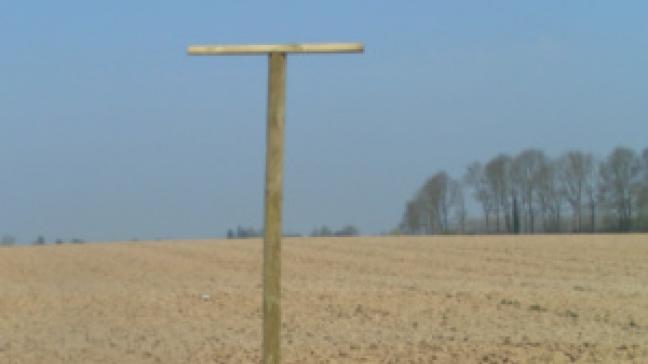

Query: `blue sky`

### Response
(2, 1, 647, 242)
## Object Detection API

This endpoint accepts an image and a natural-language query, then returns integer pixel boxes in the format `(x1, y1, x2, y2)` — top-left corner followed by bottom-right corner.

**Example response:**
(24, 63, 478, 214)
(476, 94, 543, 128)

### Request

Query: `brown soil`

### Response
(0, 235, 647, 363)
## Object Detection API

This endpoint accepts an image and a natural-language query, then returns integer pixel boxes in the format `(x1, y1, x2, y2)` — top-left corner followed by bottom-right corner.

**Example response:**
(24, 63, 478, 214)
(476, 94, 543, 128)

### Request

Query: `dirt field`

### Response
(0, 235, 647, 363)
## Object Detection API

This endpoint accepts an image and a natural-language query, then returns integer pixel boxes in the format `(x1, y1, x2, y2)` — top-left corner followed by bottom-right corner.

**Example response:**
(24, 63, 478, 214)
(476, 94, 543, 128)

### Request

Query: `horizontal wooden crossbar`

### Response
(187, 43, 364, 56)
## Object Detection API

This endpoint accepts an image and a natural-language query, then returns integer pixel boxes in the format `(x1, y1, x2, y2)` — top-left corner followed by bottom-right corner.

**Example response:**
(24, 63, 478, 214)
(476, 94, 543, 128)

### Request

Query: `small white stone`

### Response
(200, 293, 210, 301)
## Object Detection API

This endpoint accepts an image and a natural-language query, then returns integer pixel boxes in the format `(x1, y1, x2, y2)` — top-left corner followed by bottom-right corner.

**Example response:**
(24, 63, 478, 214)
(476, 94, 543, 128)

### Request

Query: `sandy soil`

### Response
(0, 235, 647, 363)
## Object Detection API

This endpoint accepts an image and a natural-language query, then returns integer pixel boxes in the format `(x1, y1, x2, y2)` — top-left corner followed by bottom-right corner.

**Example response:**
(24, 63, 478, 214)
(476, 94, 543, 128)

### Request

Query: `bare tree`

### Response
(511, 149, 546, 233)
(636, 147, 648, 230)
(485, 154, 513, 233)
(598, 147, 640, 231)
(537, 159, 563, 232)
(559, 151, 594, 232)
(464, 161, 494, 232)
(418, 173, 444, 234)
(452, 182, 467, 233)
(512, 195, 521, 233)
(585, 161, 600, 232)
(400, 200, 422, 234)
(415, 171, 463, 234)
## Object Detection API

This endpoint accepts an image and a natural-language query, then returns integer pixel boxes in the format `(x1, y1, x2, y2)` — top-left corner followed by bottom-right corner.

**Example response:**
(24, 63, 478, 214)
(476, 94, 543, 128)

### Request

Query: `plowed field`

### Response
(1, 235, 647, 363)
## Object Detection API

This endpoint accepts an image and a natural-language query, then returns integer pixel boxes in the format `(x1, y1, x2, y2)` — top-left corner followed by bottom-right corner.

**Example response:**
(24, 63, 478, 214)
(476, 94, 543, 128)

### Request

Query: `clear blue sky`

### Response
(2, 1, 647, 242)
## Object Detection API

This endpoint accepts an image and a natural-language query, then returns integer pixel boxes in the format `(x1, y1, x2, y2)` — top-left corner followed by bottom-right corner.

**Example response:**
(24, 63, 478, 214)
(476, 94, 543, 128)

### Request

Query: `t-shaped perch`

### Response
(187, 43, 364, 363)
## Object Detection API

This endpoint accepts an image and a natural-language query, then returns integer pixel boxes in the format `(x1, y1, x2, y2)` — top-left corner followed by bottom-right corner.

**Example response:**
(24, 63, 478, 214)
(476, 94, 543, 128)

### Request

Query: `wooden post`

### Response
(263, 52, 286, 364)
(186, 42, 363, 363)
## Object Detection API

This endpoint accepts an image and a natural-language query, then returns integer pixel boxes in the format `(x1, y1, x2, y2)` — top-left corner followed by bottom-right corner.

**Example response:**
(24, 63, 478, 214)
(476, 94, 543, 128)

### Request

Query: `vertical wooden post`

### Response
(263, 52, 286, 364)
(186, 42, 362, 363)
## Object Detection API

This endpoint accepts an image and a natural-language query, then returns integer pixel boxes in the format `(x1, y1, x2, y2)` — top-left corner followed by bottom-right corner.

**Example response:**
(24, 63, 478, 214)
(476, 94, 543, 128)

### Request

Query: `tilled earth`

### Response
(0, 235, 647, 363)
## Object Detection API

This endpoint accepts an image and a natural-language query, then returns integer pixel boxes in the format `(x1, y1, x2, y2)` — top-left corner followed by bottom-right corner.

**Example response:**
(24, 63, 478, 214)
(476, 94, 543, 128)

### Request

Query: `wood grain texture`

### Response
(262, 52, 286, 364)
(186, 41, 363, 363)
(187, 43, 364, 55)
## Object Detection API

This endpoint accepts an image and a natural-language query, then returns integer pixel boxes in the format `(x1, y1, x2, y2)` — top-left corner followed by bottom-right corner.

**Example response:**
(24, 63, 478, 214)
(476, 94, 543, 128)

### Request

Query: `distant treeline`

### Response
(6, 145, 645, 244)
(399, 146, 648, 235)
(310, 225, 359, 237)
(0, 235, 85, 246)
(226, 225, 359, 239)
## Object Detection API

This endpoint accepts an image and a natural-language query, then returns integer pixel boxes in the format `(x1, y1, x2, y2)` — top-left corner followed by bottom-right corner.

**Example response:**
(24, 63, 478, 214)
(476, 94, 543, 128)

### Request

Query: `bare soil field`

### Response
(0, 235, 647, 363)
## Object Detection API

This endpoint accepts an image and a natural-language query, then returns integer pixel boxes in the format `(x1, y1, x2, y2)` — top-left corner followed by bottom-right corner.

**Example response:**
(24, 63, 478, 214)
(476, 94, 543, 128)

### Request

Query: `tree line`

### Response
(399, 146, 648, 234)
(0, 235, 85, 246)
(225, 225, 360, 239)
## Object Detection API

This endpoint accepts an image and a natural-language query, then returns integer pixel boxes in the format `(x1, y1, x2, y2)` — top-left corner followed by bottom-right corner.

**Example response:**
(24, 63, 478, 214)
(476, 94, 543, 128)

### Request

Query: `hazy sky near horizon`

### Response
(2, 1, 647, 242)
